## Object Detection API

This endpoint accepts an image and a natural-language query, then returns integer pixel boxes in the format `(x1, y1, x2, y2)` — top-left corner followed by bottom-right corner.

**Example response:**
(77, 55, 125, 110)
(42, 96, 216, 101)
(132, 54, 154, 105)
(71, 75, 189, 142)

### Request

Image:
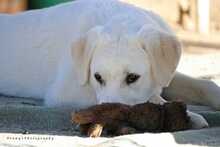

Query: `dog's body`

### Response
(0, 0, 174, 107)
(0, 0, 220, 128)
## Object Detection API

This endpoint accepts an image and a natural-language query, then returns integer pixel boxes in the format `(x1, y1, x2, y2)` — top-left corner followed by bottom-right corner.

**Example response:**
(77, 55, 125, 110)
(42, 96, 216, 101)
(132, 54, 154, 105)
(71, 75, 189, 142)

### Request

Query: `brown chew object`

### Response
(72, 102, 191, 137)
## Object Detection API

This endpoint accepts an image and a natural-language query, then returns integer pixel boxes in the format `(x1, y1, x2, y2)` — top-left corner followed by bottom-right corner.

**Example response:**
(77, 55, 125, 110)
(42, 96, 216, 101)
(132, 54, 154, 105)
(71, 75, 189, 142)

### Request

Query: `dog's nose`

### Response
(98, 99, 112, 104)
(97, 101, 104, 104)
(97, 97, 112, 104)
(97, 97, 123, 104)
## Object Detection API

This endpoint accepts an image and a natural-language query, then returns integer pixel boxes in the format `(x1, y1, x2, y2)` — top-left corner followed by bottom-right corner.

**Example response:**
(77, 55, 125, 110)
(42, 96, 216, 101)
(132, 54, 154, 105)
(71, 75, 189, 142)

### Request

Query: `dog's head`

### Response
(71, 25, 181, 105)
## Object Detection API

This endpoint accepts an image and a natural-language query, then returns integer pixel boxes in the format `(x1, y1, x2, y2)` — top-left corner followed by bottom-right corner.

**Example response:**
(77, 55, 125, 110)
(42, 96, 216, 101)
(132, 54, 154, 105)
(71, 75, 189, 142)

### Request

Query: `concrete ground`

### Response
(0, 95, 220, 147)
(177, 31, 220, 86)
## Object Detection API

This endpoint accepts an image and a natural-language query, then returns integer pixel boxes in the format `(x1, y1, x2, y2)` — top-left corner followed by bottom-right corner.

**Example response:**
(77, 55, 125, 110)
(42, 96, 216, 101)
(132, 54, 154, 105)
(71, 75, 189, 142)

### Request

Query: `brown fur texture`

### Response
(72, 102, 190, 137)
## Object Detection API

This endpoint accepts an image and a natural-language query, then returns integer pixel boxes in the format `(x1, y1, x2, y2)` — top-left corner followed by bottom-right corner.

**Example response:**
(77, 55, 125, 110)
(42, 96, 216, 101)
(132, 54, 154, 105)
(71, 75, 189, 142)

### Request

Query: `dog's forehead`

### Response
(95, 34, 145, 58)
(91, 43, 150, 76)
(99, 33, 139, 48)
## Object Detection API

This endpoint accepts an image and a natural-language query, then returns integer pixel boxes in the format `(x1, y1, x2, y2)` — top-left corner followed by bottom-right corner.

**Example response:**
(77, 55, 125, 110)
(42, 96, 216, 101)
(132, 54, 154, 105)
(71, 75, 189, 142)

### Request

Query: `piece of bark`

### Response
(87, 123, 104, 137)
(72, 102, 190, 137)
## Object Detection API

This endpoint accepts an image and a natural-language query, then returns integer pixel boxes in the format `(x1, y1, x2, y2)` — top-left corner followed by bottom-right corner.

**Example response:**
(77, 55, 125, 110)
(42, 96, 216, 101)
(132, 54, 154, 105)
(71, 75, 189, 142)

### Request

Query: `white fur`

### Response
(0, 0, 172, 107)
(0, 0, 211, 128)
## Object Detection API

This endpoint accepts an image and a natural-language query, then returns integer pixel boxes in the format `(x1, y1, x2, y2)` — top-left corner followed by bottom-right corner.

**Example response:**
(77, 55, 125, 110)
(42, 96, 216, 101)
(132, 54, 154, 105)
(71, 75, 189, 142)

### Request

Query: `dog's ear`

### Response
(71, 26, 103, 86)
(138, 25, 181, 87)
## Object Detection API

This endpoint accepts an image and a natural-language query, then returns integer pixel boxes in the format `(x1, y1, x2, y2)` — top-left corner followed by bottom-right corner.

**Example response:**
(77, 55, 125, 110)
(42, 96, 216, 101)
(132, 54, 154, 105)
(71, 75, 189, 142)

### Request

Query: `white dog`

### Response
(1, 0, 220, 129)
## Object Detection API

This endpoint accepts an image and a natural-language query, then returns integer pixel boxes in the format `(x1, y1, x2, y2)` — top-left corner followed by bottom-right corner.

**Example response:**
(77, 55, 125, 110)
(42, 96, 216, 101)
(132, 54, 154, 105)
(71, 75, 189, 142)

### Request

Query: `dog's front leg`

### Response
(44, 72, 75, 107)
(44, 59, 96, 108)
(44, 73, 96, 109)
(163, 72, 220, 110)
(149, 95, 209, 129)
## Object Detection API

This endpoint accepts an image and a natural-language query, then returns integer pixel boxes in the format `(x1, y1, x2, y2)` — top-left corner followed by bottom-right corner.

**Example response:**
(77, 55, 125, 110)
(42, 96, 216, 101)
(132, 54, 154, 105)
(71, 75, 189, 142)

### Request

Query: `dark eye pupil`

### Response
(94, 73, 104, 84)
(126, 74, 140, 85)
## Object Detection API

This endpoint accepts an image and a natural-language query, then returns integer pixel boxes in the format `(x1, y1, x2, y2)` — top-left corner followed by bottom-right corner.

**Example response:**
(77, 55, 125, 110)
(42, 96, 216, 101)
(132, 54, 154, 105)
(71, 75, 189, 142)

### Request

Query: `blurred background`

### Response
(0, 0, 219, 85)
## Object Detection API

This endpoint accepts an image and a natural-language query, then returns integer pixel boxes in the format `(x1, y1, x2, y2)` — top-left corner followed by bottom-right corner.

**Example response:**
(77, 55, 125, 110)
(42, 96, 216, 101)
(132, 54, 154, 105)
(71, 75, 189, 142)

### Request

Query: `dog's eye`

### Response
(94, 73, 104, 85)
(126, 73, 140, 85)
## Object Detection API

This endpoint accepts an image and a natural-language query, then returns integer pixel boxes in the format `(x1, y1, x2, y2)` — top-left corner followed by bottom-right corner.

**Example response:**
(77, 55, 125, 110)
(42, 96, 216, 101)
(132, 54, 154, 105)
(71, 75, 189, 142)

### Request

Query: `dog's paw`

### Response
(188, 111, 209, 129)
